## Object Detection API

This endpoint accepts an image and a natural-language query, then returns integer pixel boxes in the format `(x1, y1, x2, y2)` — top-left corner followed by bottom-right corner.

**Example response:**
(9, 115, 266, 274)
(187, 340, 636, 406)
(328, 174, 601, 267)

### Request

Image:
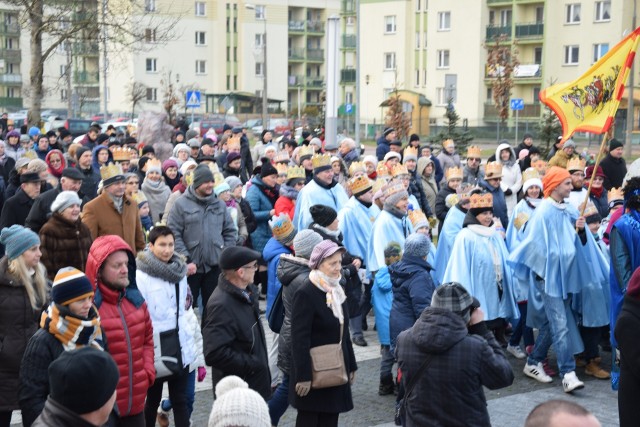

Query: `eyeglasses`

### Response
(571, 172, 585, 177)
(467, 158, 480, 162)
(241, 263, 258, 271)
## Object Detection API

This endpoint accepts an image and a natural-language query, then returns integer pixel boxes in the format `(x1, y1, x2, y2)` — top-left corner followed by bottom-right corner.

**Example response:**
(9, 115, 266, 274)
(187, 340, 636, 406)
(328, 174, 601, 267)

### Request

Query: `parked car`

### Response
(64, 119, 94, 137)
(200, 114, 241, 136)
(251, 118, 292, 136)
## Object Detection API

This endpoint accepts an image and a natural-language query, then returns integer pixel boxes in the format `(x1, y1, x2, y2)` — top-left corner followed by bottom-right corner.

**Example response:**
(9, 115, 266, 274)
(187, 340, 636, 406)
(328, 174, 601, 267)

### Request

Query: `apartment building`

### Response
(0, 6, 22, 109)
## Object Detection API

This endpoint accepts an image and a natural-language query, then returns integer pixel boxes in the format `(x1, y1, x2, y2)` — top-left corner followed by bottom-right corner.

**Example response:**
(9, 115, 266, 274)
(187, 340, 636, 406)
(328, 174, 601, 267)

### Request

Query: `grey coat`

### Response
(167, 186, 237, 272)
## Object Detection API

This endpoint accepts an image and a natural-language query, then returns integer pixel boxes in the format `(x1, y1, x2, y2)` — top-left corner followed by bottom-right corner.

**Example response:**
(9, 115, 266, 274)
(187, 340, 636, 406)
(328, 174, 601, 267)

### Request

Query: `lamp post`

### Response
(246, 4, 268, 130)
(297, 84, 302, 122)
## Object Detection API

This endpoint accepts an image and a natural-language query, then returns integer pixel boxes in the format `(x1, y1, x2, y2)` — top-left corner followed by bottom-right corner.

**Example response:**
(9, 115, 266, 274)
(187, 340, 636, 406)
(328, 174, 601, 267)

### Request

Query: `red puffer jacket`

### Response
(86, 235, 155, 417)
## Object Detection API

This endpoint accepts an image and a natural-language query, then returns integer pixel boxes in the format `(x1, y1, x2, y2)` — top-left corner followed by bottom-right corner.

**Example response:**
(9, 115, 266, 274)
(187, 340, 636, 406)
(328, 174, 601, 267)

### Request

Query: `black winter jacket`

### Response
(32, 398, 97, 427)
(396, 308, 513, 427)
(0, 188, 34, 230)
(615, 295, 640, 427)
(408, 169, 432, 216)
(203, 275, 271, 399)
(599, 154, 627, 190)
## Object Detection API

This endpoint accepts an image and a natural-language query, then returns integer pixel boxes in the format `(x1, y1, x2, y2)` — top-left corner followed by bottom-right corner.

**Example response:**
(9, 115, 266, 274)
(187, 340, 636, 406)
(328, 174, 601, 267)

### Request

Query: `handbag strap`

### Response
(174, 283, 180, 331)
(402, 354, 434, 407)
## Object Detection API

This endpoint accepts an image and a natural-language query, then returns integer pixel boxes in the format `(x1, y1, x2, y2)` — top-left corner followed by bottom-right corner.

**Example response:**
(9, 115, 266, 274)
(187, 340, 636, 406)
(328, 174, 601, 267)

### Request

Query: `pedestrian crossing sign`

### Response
(186, 91, 201, 108)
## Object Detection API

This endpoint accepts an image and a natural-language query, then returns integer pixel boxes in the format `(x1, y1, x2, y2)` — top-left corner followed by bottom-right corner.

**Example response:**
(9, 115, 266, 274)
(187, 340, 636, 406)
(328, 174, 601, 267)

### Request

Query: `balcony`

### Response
(485, 64, 541, 83)
(0, 97, 22, 108)
(341, 0, 355, 14)
(307, 21, 324, 34)
(341, 68, 356, 83)
(72, 41, 99, 56)
(487, 0, 513, 5)
(484, 101, 541, 119)
(486, 25, 512, 41)
(0, 22, 19, 36)
(288, 75, 304, 87)
(0, 49, 21, 63)
(0, 74, 21, 85)
(306, 48, 324, 62)
(74, 70, 99, 84)
(342, 34, 356, 49)
(288, 21, 305, 33)
(515, 22, 543, 40)
(306, 78, 324, 89)
(288, 47, 305, 61)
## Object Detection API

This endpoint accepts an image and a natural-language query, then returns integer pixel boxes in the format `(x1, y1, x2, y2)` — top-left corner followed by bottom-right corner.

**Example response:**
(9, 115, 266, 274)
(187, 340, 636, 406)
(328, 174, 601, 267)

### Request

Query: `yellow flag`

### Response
(540, 27, 640, 143)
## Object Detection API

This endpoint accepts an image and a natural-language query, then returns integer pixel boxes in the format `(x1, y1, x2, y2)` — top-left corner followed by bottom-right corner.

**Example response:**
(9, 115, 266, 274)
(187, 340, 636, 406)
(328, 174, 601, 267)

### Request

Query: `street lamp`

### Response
(246, 4, 268, 131)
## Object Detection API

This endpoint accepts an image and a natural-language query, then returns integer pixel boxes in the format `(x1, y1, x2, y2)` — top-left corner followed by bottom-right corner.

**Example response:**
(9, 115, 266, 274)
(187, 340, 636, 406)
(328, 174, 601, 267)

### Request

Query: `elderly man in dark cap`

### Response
(0, 171, 43, 230)
(202, 246, 271, 399)
(599, 138, 627, 190)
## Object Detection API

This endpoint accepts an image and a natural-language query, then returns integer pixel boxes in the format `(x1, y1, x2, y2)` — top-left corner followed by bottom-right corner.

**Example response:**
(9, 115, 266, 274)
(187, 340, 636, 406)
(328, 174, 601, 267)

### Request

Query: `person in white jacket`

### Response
(136, 225, 196, 427)
(495, 141, 522, 218)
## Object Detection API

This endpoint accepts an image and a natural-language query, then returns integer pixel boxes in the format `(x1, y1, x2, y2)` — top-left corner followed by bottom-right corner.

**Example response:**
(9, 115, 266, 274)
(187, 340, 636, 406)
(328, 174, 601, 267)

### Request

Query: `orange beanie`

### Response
(542, 166, 571, 198)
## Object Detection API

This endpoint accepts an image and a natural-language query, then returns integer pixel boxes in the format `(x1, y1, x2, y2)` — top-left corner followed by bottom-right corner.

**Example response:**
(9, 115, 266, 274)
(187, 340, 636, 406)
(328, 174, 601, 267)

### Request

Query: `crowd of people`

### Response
(0, 117, 633, 427)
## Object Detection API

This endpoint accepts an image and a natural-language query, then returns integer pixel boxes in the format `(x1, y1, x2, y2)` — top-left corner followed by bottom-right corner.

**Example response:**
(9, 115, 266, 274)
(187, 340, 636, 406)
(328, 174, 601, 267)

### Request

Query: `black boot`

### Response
(379, 374, 395, 396)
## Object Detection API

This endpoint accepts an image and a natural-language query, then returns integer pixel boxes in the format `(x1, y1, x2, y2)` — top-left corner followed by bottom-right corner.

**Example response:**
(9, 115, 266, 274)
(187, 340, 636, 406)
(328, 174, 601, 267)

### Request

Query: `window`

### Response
(256, 62, 264, 76)
(593, 43, 609, 62)
(60, 65, 67, 77)
(384, 52, 396, 70)
(415, 69, 420, 86)
(233, 18, 237, 32)
(146, 88, 157, 102)
(423, 32, 427, 49)
(234, 75, 237, 89)
(60, 89, 68, 101)
(534, 47, 542, 64)
(500, 9, 511, 26)
(145, 58, 157, 72)
(535, 6, 544, 23)
(533, 87, 541, 102)
(145, 28, 156, 42)
(438, 12, 450, 31)
(255, 5, 266, 20)
(416, 0, 421, 12)
(423, 69, 427, 86)
(195, 31, 206, 45)
(233, 47, 237, 61)
(226, 75, 230, 90)
(226, 47, 230, 61)
(564, 45, 579, 65)
(595, 1, 610, 22)
(345, 92, 353, 104)
(195, 1, 206, 16)
(415, 32, 420, 49)
(566, 4, 580, 24)
(145, 0, 156, 12)
(346, 16, 355, 26)
(383, 88, 393, 99)
(487, 88, 493, 101)
(437, 50, 450, 68)
(196, 60, 206, 74)
(436, 88, 447, 105)
(384, 16, 396, 33)
(255, 33, 265, 48)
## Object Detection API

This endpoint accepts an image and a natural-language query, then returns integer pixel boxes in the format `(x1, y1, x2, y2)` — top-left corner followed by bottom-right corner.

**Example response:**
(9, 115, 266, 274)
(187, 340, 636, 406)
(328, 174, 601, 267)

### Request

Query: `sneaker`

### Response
(585, 361, 610, 379)
(562, 371, 585, 393)
(523, 362, 553, 383)
(506, 345, 526, 359)
(543, 359, 557, 377)
(352, 336, 368, 347)
(157, 409, 170, 427)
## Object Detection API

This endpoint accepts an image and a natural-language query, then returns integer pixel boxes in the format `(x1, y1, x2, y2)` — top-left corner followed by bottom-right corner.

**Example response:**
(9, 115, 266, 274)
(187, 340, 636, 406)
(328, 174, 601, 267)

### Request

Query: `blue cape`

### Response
(367, 209, 413, 273)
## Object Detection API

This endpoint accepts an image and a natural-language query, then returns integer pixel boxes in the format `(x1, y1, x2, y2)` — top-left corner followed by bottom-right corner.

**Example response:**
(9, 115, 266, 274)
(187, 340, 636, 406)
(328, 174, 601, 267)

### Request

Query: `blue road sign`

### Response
(345, 103, 353, 114)
(510, 98, 524, 111)
(186, 91, 201, 108)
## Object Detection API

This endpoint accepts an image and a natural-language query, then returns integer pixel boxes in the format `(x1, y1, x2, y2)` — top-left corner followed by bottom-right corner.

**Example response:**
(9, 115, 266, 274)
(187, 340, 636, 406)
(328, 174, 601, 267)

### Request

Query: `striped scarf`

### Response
(40, 303, 104, 351)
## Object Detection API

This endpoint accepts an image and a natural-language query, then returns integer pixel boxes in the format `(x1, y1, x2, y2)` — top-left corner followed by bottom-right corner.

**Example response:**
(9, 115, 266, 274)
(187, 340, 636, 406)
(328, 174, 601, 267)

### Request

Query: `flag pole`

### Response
(577, 130, 610, 229)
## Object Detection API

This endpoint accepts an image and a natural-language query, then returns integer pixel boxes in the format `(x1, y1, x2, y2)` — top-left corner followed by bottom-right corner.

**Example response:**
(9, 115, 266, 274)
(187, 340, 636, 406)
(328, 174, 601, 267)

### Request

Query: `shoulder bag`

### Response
(309, 319, 348, 389)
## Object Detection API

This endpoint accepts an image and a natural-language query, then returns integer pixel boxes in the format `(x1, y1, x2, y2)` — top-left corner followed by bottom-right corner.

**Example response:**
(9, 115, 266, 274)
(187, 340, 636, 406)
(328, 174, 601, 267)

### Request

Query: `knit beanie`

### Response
(214, 182, 231, 196)
(310, 204, 338, 227)
(403, 233, 431, 258)
(403, 150, 418, 163)
(292, 229, 323, 259)
(260, 161, 278, 178)
(0, 225, 40, 260)
(384, 242, 402, 259)
(409, 133, 420, 143)
(51, 191, 82, 214)
(49, 347, 120, 415)
(75, 146, 92, 162)
(226, 152, 241, 164)
(172, 143, 190, 157)
(209, 376, 270, 427)
(308, 240, 345, 270)
(52, 267, 94, 306)
(522, 178, 543, 196)
(162, 159, 179, 173)
(192, 164, 214, 190)
(384, 188, 409, 209)
(225, 176, 243, 191)
(610, 138, 624, 151)
(179, 160, 197, 176)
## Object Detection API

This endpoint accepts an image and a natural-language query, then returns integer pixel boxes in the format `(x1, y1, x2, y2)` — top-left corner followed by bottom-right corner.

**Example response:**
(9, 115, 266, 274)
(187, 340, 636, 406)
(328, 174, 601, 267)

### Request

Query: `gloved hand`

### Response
(295, 381, 311, 397)
(349, 371, 356, 385)
(197, 366, 207, 382)
(504, 189, 513, 196)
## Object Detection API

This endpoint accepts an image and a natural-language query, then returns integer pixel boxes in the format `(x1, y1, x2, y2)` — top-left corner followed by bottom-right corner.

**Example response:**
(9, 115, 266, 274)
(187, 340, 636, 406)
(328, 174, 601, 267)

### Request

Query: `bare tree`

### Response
(384, 90, 411, 141)
(8, 0, 179, 126)
(161, 71, 179, 125)
(127, 81, 147, 118)
(485, 34, 519, 123)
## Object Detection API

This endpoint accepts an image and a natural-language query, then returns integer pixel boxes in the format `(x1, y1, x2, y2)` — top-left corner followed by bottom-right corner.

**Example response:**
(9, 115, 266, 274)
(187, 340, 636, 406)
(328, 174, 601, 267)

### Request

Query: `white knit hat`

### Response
(208, 376, 270, 427)
(51, 190, 82, 213)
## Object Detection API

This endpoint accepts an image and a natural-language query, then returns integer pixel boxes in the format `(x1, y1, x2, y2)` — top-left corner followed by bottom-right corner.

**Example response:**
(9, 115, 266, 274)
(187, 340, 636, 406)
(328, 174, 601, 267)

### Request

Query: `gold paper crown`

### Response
(185, 170, 194, 187)
(227, 136, 241, 150)
(100, 162, 124, 181)
(286, 165, 305, 180)
(522, 167, 540, 183)
(484, 162, 503, 179)
(349, 175, 372, 195)
(608, 187, 624, 203)
(445, 166, 463, 181)
(208, 162, 220, 174)
(442, 138, 455, 148)
(408, 209, 429, 229)
(213, 172, 225, 187)
(466, 145, 482, 159)
(404, 146, 418, 159)
(392, 163, 409, 177)
(22, 150, 37, 160)
(349, 161, 367, 177)
(274, 151, 290, 164)
(445, 193, 459, 208)
(133, 191, 147, 205)
(311, 153, 331, 169)
(276, 163, 289, 175)
(112, 147, 132, 162)
(579, 201, 600, 218)
(513, 212, 530, 231)
(269, 213, 296, 242)
(372, 178, 387, 194)
(566, 157, 586, 172)
(469, 193, 493, 209)
(376, 161, 391, 178)
(385, 183, 406, 198)
(532, 160, 548, 175)
(146, 158, 162, 171)
(298, 146, 315, 159)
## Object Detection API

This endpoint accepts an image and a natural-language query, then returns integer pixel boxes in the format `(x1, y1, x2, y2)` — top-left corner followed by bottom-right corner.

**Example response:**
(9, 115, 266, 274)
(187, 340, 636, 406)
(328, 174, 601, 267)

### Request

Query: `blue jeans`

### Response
(267, 373, 289, 426)
(527, 282, 576, 376)
(161, 369, 196, 418)
(509, 302, 534, 347)
(380, 345, 395, 379)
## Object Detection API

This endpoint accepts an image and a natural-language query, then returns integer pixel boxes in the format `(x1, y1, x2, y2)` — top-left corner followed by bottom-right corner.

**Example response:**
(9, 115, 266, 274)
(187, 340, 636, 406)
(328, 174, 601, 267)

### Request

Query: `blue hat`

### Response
(404, 233, 431, 258)
(28, 126, 41, 137)
(0, 225, 40, 260)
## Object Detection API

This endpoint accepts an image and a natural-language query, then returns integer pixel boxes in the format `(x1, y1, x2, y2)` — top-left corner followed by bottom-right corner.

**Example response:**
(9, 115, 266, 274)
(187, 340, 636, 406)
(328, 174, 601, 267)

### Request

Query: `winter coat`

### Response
(408, 168, 431, 216)
(4, 142, 25, 163)
(262, 237, 292, 317)
(290, 279, 357, 413)
(203, 275, 271, 399)
(389, 255, 435, 349)
(81, 192, 146, 253)
(166, 186, 237, 272)
(141, 179, 171, 223)
(274, 192, 296, 220)
(245, 176, 277, 253)
(495, 143, 522, 217)
(435, 185, 457, 234)
(184, 308, 205, 371)
(32, 398, 97, 427)
(514, 141, 536, 159)
(480, 179, 509, 229)
(463, 165, 484, 187)
(436, 150, 461, 184)
(600, 154, 627, 190)
(26, 186, 89, 233)
(0, 187, 35, 229)
(39, 213, 93, 280)
(0, 256, 46, 412)
(0, 155, 15, 184)
(75, 165, 101, 201)
(276, 254, 311, 375)
(163, 187, 184, 220)
(548, 149, 577, 169)
(615, 295, 640, 427)
(372, 265, 393, 345)
(417, 157, 438, 216)
(376, 137, 390, 161)
(588, 189, 609, 219)
(396, 308, 514, 427)
(85, 235, 155, 417)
